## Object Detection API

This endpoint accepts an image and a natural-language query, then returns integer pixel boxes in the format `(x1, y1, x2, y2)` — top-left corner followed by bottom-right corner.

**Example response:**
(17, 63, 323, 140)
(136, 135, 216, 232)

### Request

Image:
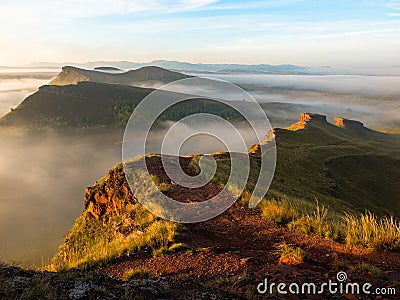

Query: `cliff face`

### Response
(84, 163, 133, 222)
(335, 117, 364, 128)
(286, 112, 328, 131)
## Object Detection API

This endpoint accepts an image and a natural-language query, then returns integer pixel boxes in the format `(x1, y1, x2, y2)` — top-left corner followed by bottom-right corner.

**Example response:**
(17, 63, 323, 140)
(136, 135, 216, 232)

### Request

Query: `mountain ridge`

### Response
(49, 65, 190, 86)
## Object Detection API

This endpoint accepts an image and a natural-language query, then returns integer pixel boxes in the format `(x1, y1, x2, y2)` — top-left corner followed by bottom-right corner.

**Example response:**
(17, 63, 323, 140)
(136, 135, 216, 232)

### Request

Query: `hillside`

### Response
(0, 81, 245, 128)
(16, 113, 395, 299)
(1, 113, 400, 299)
(49, 65, 189, 86)
(261, 113, 400, 216)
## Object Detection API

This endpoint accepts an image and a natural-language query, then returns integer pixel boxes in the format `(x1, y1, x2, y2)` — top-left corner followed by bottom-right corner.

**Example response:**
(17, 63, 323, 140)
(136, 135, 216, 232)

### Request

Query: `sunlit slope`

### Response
(249, 113, 400, 216)
(49, 65, 189, 86)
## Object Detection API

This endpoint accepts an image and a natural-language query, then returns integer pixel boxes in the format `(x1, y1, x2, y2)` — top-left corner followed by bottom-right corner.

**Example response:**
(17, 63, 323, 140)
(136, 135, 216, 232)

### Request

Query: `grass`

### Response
(274, 242, 307, 265)
(288, 200, 342, 241)
(150, 174, 172, 192)
(344, 212, 400, 252)
(122, 268, 152, 281)
(258, 196, 400, 253)
(152, 243, 191, 257)
(49, 207, 177, 271)
(259, 198, 300, 223)
(349, 262, 381, 276)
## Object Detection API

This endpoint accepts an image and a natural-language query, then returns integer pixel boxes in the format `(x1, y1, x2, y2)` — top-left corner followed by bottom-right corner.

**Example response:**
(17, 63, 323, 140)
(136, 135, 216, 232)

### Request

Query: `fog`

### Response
(1, 71, 400, 265)
(0, 122, 264, 266)
(0, 70, 57, 116)
(193, 74, 400, 130)
(0, 128, 123, 266)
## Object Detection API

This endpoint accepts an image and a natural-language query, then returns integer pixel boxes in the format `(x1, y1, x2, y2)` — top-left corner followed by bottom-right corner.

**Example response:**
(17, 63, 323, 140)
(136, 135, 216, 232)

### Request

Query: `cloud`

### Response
(0, 0, 219, 22)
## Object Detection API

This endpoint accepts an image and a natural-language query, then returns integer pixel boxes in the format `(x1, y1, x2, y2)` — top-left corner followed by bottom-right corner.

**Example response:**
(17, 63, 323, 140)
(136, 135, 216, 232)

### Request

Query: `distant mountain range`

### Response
(23, 60, 309, 74)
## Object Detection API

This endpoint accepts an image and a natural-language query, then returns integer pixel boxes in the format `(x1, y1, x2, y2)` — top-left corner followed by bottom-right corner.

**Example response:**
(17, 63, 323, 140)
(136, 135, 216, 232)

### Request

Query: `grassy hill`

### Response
(2, 113, 400, 299)
(49, 65, 189, 86)
(0, 81, 246, 128)
(50, 113, 400, 272)
(257, 113, 400, 216)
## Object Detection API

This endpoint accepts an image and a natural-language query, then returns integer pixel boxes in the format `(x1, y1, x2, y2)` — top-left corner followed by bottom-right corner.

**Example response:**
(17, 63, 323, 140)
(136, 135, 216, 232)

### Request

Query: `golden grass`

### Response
(275, 242, 306, 265)
(344, 212, 400, 252)
(259, 196, 400, 252)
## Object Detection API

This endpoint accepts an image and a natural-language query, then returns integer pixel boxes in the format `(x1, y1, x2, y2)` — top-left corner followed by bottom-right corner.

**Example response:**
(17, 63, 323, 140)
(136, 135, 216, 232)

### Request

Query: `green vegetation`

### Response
(274, 242, 307, 265)
(150, 174, 172, 193)
(122, 268, 152, 281)
(349, 262, 381, 276)
(152, 243, 191, 257)
(49, 205, 177, 271)
(0, 80, 251, 129)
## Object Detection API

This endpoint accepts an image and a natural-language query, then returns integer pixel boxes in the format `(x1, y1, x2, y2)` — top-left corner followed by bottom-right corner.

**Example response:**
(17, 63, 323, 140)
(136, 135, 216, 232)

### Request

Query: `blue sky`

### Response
(0, 0, 399, 67)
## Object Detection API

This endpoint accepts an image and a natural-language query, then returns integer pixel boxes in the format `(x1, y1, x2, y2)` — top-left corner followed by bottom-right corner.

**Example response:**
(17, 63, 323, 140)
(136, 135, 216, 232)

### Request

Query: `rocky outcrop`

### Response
(335, 117, 364, 128)
(0, 265, 237, 299)
(84, 163, 134, 222)
(286, 113, 328, 131)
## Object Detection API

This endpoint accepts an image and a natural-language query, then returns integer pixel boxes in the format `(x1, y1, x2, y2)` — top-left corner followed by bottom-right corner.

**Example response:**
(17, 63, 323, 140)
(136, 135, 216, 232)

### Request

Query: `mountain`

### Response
(251, 113, 400, 216)
(2, 112, 400, 299)
(0, 78, 245, 128)
(49, 65, 189, 86)
(0, 81, 153, 128)
(24, 60, 308, 74)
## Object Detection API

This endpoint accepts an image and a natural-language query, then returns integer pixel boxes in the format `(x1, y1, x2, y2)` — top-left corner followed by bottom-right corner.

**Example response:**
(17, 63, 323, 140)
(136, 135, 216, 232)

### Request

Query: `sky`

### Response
(0, 0, 400, 68)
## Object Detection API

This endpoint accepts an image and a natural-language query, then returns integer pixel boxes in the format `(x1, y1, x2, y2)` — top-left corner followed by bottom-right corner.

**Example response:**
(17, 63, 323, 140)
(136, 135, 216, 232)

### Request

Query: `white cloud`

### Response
(0, 0, 219, 22)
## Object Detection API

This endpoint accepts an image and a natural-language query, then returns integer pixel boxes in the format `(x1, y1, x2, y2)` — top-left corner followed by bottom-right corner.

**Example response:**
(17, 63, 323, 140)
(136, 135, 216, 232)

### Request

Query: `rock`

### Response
(335, 117, 364, 128)
(286, 113, 327, 131)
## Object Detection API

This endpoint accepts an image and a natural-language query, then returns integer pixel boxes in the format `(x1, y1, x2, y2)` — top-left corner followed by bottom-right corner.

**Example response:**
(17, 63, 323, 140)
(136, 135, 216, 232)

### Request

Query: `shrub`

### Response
(275, 242, 306, 265)
(123, 268, 152, 281)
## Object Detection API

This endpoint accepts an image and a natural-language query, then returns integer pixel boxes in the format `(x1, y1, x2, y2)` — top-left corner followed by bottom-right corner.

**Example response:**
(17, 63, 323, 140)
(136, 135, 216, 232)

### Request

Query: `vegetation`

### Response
(122, 268, 152, 281)
(349, 262, 381, 276)
(344, 212, 400, 252)
(49, 205, 177, 271)
(274, 242, 307, 265)
(258, 196, 400, 252)
(153, 243, 191, 257)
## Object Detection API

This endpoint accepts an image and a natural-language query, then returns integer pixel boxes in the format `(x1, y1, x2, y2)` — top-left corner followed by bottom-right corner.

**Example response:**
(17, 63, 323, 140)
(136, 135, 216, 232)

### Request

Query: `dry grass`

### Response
(259, 198, 299, 223)
(275, 242, 306, 265)
(344, 212, 400, 252)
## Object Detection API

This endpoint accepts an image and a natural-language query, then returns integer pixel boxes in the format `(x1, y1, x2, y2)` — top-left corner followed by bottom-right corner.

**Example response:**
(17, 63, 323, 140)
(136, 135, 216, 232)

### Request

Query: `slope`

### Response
(49, 65, 189, 86)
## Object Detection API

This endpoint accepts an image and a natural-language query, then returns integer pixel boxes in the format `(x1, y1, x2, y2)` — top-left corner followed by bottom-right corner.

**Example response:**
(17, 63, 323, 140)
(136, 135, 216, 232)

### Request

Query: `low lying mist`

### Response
(0, 121, 265, 265)
(0, 70, 57, 116)
(0, 128, 123, 265)
(194, 73, 400, 130)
